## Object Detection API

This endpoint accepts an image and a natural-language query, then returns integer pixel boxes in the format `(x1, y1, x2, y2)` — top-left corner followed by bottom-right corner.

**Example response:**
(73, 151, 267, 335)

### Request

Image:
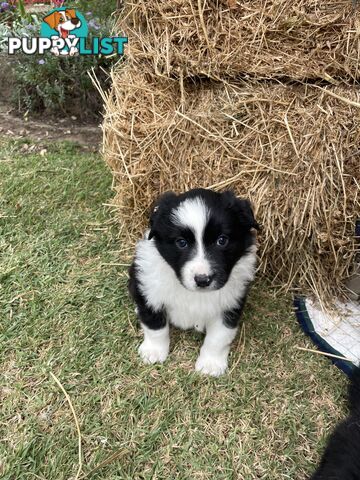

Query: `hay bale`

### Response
(120, 0, 360, 81)
(103, 65, 360, 300)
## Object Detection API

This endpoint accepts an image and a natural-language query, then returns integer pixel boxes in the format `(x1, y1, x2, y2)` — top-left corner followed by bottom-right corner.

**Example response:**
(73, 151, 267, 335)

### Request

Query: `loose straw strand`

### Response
(50, 372, 83, 480)
(295, 346, 353, 363)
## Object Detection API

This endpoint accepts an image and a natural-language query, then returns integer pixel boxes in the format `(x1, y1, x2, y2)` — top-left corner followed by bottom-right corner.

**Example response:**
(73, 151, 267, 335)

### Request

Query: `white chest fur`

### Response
(135, 238, 257, 332)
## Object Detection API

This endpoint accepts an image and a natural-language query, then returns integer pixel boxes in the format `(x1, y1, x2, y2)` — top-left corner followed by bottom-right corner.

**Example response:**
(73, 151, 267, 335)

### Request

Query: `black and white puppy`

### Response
(128, 188, 259, 376)
(310, 367, 360, 479)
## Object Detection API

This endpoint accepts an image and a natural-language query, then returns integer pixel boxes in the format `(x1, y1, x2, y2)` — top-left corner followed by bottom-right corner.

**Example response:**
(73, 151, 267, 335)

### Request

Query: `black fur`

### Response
(128, 188, 258, 332)
(223, 293, 249, 328)
(128, 263, 166, 330)
(310, 367, 360, 480)
(147, 188, 257, 290)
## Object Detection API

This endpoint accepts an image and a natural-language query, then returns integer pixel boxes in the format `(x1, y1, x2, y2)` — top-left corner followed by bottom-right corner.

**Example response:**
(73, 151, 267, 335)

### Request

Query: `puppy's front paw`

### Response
(195, 354, 228, 377)
(138, 341, 169, 365)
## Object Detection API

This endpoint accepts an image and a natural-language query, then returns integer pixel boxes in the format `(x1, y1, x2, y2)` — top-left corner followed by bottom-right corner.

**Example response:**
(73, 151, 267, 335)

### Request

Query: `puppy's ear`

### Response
(43, 11, 59, 29)
(148, 191, 177, 240)
(222, 190, 260, 231)
(238, 198, 260, 231)
(65, 9, 77, 19)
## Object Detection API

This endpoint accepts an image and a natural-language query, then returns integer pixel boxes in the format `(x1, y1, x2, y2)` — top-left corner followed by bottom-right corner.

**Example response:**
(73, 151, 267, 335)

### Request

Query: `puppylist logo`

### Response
(7, 4, 127, 57)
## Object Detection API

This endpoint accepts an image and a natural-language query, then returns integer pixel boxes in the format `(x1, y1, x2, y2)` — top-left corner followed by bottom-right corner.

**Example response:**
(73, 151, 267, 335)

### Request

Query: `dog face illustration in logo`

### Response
(43, 9, 81, 55)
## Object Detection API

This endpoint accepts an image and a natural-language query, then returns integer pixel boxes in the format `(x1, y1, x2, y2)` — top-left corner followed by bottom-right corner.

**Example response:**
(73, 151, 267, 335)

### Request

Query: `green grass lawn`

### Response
(0, 137, 347, 480)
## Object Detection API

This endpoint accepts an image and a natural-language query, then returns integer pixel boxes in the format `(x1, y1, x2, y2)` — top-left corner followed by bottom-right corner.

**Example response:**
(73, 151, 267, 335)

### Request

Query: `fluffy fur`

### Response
(310, 367, 360, 479)
(128, 188, 259, 376)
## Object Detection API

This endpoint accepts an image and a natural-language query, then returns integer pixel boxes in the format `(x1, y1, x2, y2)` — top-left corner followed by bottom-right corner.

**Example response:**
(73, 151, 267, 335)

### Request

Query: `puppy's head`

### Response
(148, 189, 259, 291)
(43, 9, 81, 38)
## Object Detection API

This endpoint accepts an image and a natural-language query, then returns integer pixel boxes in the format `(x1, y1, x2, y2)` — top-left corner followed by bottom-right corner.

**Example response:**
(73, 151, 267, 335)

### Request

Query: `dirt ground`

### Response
(0, 100, 102, 151)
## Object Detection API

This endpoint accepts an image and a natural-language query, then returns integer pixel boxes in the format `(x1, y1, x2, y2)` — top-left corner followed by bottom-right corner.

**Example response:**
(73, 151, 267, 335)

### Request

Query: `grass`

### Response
(0, 137, 347, 480)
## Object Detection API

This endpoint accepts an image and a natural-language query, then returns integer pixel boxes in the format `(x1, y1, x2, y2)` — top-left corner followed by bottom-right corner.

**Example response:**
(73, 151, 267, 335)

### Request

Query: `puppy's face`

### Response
(148, 189, 258, 291)
(43, 9, 81, 38)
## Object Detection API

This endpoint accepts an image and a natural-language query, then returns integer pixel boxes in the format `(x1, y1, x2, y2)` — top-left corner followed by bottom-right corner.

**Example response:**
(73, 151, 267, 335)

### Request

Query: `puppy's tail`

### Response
(348, 366, 360, 413)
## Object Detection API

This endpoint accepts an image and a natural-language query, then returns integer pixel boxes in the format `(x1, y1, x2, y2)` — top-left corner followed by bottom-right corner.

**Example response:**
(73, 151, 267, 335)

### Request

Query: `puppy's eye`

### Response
(216, 235, 229, 247)
(176, 238, 188, 249)
(59, 18, 64, 23)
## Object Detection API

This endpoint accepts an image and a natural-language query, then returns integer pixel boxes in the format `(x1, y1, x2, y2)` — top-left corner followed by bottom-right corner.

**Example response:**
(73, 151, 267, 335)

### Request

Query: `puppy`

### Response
(128, 188, 259, 376)
(43, 9, 81, 56)
(310, 367, 360, 479)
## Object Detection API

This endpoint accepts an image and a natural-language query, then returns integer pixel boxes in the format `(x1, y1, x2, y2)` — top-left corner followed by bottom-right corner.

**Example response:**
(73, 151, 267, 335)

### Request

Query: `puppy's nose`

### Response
(194, 274, 212, 288)
(71, 17, 80, 25)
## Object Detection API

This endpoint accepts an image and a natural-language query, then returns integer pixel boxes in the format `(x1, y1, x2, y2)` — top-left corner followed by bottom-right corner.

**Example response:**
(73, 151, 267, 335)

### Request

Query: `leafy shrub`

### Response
(12, 54, 114, 118)
(73, 0, 118, 21)
(0, 1, 17, 25)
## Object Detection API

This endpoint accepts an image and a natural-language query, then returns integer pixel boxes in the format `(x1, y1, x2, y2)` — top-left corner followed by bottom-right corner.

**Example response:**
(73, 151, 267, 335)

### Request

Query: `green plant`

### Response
(73, 0, 118, 20)
(0, 14, 40, 55)
(0, 1, 17, 25)
(16, 0, 26, 18)
(12, 53, 113, 118)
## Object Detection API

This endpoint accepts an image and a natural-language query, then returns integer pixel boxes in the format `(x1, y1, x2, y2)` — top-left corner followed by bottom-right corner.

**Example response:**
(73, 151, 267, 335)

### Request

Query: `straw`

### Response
(102, 65, 360, 302)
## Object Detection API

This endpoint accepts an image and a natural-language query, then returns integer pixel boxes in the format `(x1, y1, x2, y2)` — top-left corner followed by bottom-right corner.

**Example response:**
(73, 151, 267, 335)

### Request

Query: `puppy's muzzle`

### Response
(194, 274, 213, 288)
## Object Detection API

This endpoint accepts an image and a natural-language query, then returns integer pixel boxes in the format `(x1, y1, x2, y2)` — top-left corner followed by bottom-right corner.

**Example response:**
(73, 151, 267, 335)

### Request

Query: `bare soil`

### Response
(0, 100, 102, 151)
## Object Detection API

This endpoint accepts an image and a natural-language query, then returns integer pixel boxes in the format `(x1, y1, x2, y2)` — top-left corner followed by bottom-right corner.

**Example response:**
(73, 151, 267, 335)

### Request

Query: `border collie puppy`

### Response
(128, 188, 259, 376)
(310, 367, 360, 479)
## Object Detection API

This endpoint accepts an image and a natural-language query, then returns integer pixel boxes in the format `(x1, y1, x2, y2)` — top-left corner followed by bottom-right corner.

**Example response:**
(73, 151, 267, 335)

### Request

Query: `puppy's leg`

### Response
(195, 298, 246, 376)
(51, 46, 60, 56)
(195, 320, 237, 376)
(138, 305, 170, 363)
(50, 35, 60, 56)
(129, 263, 169, 364)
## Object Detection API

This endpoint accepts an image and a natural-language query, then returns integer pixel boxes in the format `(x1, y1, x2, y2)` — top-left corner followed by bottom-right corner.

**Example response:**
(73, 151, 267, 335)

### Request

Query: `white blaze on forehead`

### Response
(171, 197, 209, 234)
(172, 197, 212, 290)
